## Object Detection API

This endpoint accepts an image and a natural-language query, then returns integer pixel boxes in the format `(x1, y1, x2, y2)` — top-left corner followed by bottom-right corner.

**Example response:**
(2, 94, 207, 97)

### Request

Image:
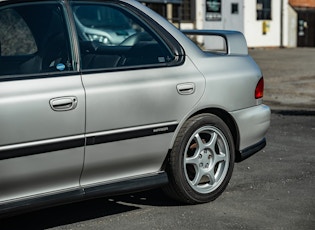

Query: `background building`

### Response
(140, 0, 315, 48)
(290, 0, 315, 46)
(181, 0, 298, 48)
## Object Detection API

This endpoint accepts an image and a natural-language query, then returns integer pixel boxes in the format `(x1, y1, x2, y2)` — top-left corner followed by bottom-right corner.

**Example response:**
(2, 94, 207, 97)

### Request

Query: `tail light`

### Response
(255, 77, 264, 99)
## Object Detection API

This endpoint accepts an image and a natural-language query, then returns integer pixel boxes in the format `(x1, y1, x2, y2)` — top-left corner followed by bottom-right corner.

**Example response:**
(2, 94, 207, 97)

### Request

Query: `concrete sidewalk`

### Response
(249, 48, 315, 111)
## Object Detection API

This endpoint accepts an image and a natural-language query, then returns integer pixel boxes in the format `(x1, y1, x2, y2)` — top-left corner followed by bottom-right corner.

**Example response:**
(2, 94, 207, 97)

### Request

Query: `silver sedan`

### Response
(0, 0, 270, 216)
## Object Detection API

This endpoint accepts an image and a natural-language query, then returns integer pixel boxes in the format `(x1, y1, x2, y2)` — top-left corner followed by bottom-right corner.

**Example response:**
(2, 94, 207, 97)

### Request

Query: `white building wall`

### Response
(244, 0, 281, 47)
(196, 0, 206, 30)
(203, 0, 244, 49)
(283, 2, 297, 47)
(202, 0, 244, 31)
(222, 0, 244, 32)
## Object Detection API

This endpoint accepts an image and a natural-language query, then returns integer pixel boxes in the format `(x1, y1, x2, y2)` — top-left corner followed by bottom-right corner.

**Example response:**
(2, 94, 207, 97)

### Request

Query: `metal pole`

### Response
(280, 0, 284, 48)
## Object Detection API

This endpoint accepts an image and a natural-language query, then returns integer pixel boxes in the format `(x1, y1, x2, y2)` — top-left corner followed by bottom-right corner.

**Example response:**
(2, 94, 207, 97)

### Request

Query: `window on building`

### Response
(257, 0, 271, 20)
(231, 3, 239, 14)
(206, 0, 222, 21)
(171, 0, 195, 23)
(146, 3, 166, 17)
(181, 0, 195, 22)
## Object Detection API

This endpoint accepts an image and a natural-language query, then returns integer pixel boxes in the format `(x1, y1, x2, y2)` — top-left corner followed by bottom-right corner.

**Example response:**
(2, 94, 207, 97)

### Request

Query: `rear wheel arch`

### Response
(161, 108, 241, 172)
(188, 108, 240, 154)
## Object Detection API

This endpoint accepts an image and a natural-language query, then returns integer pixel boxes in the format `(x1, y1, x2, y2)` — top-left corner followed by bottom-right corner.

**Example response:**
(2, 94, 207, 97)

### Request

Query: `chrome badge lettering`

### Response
(153, 127, 169, 133)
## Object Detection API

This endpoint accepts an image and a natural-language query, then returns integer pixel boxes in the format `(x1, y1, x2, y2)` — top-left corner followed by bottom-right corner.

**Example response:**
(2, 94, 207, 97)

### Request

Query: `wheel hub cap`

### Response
(184, 126, 230, 194)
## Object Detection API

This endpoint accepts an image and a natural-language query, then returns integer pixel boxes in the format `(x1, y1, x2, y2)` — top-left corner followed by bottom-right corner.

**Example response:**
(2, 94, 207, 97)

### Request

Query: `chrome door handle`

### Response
(177, 83, 195, 95)
(50, 96, 78, 111)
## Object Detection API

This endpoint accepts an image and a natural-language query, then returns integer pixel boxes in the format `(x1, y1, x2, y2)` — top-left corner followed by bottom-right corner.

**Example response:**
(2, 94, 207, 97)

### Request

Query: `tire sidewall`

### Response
(172, 114, 235, 203)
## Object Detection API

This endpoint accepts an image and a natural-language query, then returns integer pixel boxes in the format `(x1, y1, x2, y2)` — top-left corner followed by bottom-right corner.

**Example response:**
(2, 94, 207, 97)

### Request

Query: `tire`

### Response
(163, 113, 235, 204)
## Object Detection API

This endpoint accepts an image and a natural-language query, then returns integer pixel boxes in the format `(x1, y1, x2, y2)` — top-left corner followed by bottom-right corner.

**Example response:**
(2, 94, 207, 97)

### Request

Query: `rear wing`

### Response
(181, 30, 248, 55)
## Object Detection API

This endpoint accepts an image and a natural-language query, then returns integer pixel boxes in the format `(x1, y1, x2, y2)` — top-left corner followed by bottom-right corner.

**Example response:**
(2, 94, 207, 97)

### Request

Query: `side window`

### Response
(72, 3, 175, 70)
(0, 3, 72, 77)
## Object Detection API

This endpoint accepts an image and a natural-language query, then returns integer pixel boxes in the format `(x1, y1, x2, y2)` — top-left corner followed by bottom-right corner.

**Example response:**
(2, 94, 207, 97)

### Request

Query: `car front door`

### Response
(0, 2, 85, 204)
(71, 2, 205, 186)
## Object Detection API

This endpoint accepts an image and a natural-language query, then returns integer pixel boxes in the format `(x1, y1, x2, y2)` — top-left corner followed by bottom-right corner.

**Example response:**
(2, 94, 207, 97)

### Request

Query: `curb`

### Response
(271, 109, 315, 116)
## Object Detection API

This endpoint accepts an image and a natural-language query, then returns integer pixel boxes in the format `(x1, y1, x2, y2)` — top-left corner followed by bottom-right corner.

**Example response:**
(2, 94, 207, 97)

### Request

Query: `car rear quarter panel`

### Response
(125, 0, 262, 112)
(126, 0, 268, 152)
(182, 52, 269, 153)
(190, 54, 262, 111)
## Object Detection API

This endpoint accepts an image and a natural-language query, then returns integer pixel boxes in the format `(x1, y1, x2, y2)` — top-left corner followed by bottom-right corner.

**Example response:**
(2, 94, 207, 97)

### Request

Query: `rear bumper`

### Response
(230, 104, 270, 162)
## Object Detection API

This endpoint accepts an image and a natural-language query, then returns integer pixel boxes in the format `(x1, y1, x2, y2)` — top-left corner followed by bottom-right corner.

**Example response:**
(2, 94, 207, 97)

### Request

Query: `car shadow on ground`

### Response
(0, 188, 181, 229)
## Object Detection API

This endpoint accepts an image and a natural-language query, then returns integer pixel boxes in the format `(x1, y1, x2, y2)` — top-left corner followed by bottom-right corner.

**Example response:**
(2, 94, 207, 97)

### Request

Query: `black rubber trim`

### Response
(80, 62, 169, 75)
(0, 189, 84, 218)
(236, 138, 266, 162)
(0, 71, 79, 82)
(0, 172, 168, 217)
(87, 124, 177, 146)
(84, 172, 169, 198)
(0, 138, 85, 161)
(0, 124, 177, 160)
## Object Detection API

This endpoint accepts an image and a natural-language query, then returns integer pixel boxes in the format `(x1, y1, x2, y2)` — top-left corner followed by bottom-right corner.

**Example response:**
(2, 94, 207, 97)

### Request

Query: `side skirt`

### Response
(236, 138, 266, 162)
(0, 172, 168, 218)
(84, 172, 168, 199)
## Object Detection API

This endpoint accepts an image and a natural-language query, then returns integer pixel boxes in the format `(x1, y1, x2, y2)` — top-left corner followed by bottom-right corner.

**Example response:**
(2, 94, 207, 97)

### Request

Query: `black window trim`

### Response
(0, 71, 80, 82)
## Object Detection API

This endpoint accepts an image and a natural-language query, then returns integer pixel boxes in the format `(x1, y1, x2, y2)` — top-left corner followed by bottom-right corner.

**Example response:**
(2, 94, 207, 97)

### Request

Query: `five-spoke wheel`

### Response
(163, 114, 235, 204)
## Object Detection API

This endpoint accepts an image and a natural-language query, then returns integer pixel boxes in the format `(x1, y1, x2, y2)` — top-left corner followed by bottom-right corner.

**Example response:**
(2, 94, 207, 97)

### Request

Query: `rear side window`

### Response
(0, 3, 73, 78)
(72, 3, 176, 70)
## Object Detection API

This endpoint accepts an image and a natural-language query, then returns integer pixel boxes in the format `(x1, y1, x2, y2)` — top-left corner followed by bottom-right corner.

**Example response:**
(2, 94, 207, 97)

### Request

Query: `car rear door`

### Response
(0, 2, 85, 203)
(70, 2, 205, 186)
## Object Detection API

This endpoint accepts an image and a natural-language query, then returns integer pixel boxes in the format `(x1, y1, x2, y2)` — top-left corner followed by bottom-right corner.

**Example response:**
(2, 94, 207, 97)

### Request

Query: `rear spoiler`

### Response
(181, 30, 248, 55)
